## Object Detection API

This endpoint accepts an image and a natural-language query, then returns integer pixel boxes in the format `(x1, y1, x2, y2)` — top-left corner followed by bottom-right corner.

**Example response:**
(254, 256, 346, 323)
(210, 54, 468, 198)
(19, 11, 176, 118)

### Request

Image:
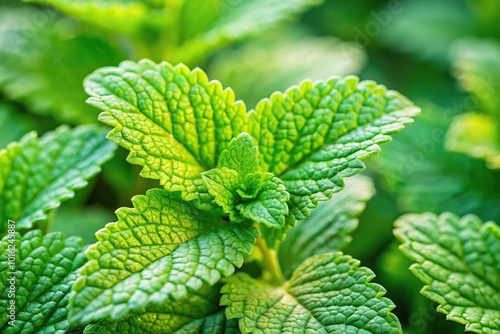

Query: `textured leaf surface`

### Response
(0, 125, 116, 235)
(218, 133, 259, 176)
(70, 189, 258, 325)
(449, 38, 500, 115)
(83, 284, 240, 334)
(248, 75, 419, 221)
(202, 167, 242, 221)
(221, 252, 401, 334)
(394, 212, 500, 333)
(85, 59, 247, 206)
(203, 133, 289, 228)
(279, 175, 375, 276)
(379, 0, 474, 64)
(203, 169, 289, 229)
(447, 38, 500, 169)
(236, 173, 289, 228)
(0, 230, 86, 334)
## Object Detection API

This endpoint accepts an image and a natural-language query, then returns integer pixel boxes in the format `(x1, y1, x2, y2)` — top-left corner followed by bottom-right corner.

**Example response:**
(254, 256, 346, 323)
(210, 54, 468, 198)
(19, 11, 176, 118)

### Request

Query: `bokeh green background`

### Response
(1, 0, 499, 332)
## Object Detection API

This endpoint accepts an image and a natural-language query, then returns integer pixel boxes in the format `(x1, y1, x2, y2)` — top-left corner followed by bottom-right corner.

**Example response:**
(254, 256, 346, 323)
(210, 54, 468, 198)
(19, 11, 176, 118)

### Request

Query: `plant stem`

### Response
(36, 209, 55, 234)
(255, 236, 285, 285)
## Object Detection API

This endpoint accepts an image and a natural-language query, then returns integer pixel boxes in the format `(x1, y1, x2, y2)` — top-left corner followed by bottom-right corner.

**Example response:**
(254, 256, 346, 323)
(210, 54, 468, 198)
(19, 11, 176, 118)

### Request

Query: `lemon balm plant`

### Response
(69, 59, 420, 333)
(1, 59, 421, 333)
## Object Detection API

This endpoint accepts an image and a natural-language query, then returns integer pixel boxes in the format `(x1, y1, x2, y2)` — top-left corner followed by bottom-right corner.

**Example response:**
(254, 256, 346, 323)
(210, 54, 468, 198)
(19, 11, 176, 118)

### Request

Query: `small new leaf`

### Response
(394, 212, 500, 333)
(0, 125, 116, 234)
(218, 133, 259, 175)
(221, 252, 401, 334)
(236, 173, 289, 229)
(202, 167, 243, 221)
(202, 169, 289, 229)
(69, 189, 258, 325)
(0, 230, 86, 334)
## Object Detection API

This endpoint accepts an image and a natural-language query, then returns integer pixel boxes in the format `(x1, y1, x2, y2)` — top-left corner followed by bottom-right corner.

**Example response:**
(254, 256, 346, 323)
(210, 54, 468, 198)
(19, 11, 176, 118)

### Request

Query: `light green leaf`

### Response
(0, 125, 116, 235)
(202, 167, 242, 221)
(85, 59, 247, 206)
(446, 113, 500, 169)
(22, 0, 162, 37)
(218, 133, 258, 176)
(394, 212, 500, 333)
(449, 38, 500, 114)
(249, 75, 419, 221)
(178, 0, 323, 64)
(279, 175, 375, 276)
(0, 8, 122, 124)
(237, 173, 289, 229)
(69, 189, 258, 325)
(202, 169, 289, 229)
(221, 252, 401, 334)
(83, 284, 240, 334)
(379, 0, 474, 65)
(0, 230, 86, 334)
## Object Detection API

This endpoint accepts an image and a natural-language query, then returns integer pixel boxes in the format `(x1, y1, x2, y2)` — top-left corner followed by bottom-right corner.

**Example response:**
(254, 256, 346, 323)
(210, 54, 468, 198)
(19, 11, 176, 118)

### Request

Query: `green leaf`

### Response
(394, 212, 500, 333)
(446, 38, 500, 169)
(202, 167, 243, 221)
(202, 169, 289, 229)
(83, 284, 240, 334)
(248, 76, 419, 221)
(85, 60, 247, 206)
(0, 125, 116, 235)
(221, 252, 401, 333)
(69, 189, 258, 325)
(22, 0, 162, 37)
(446, 113, 500, 169)
(236, 173, 289, 229)
(379, 0, 474, 65)
(175, 0, 324, 64)
(0, 230, 86, 333)
(207, 0, 322, 43)
(218, 133, 258, 176)
(0, 8, 122, 124)
(279, 175, 375, 276)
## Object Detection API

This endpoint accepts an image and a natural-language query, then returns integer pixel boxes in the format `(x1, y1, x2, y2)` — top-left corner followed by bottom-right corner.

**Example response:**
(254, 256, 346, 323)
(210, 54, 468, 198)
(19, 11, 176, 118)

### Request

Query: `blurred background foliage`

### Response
(1, 0, 499, 332)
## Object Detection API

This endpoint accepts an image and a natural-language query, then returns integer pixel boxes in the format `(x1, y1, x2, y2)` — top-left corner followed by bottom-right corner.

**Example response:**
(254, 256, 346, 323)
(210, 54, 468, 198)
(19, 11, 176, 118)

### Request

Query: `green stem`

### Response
(36, 209, 56, 234)
(255, 237, 285, 285)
